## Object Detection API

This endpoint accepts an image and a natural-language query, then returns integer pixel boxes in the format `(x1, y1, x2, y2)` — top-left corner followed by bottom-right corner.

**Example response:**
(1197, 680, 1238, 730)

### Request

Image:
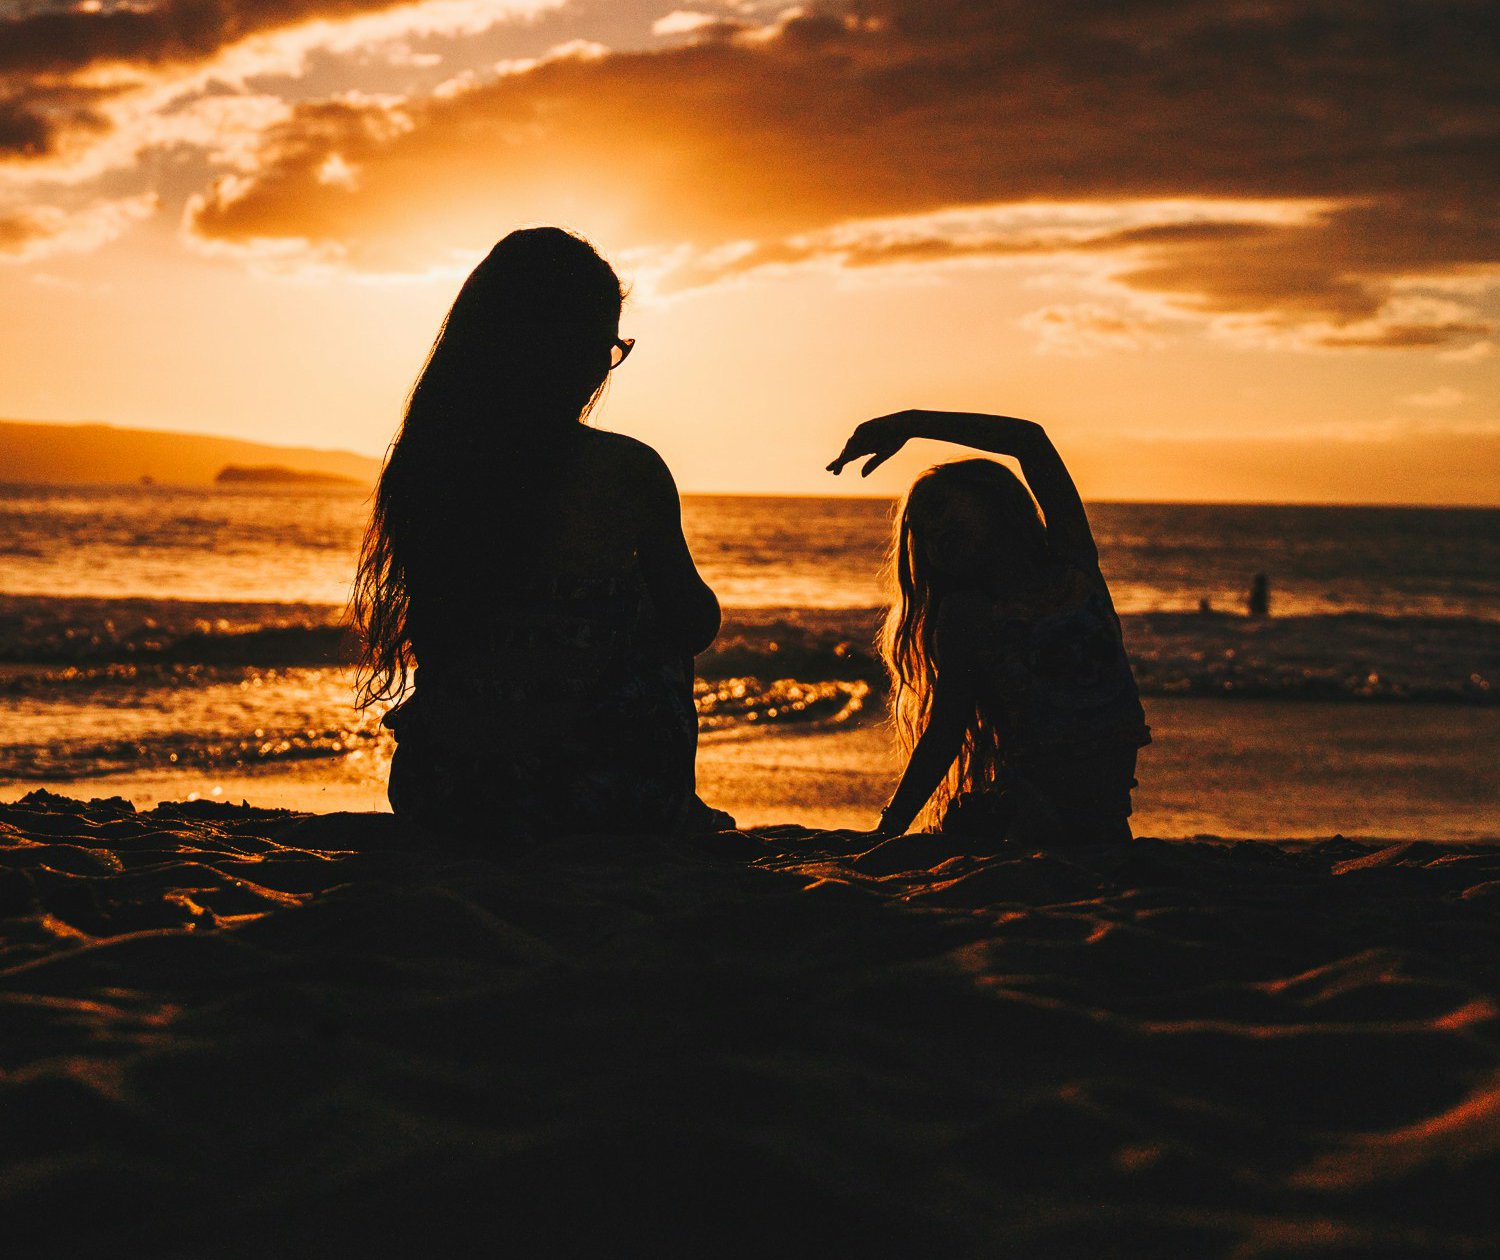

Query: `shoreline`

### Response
(4, 695, 1497, 842)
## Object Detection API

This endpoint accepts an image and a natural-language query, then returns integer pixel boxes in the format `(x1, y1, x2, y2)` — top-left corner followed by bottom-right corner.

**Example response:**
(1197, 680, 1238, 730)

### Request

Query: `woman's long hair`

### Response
(353, 227, 625, 709)
(879, 458, 1051, 824)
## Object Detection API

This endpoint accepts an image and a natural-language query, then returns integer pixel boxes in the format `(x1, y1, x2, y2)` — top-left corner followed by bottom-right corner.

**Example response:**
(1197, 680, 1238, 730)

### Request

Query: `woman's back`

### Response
(526, 429, 659, 576)
(407, 428, 715, 664)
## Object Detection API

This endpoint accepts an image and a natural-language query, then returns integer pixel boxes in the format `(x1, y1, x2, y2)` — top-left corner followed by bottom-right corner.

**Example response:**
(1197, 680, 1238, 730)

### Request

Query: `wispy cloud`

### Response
(0, 192, 156, 262)
(1019, 303, 1168, 357)
(1400, 386, 1469, 409)
(651, 11, 724, 38)
(1438, 340, 1495, 364)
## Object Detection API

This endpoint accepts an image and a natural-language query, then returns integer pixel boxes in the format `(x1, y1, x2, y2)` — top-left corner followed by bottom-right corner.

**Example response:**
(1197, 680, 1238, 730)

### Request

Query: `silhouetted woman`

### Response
(354, 227, 725, 838)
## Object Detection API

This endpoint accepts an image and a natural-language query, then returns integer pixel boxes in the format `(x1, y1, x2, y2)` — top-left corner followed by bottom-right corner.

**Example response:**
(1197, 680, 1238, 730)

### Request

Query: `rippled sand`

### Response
(4, 794, 1500, 1257)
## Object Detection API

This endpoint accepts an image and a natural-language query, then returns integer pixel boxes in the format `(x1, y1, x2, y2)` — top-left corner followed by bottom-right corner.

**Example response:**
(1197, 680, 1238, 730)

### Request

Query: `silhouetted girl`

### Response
(355, 227, 726, 838)
(828, 411, 1149, 844)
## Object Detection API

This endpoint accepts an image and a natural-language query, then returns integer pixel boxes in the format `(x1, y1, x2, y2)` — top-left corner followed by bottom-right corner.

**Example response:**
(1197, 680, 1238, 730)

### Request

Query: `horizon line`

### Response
(3, 476, 1497, 512)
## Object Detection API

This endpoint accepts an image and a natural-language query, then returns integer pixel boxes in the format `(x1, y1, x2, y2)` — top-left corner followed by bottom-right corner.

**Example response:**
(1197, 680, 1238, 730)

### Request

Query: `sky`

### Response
(1, 0, 1497, 502)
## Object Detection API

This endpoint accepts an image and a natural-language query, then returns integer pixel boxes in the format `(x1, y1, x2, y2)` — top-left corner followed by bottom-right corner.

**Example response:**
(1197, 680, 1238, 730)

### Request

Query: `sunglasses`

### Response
(609, 337, 635, 370)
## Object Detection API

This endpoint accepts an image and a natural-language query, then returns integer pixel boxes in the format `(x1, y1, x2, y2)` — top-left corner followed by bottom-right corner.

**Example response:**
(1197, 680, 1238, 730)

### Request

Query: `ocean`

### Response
(2, 484, 1497, 838)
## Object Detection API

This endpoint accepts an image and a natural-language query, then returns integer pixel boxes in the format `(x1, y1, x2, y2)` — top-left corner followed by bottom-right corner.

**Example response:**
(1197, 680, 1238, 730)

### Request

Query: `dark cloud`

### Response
(1315, 321, 1491, 349)
(0, 78, 121, 159)
(0, 0, 416, 77)
(0, 98, 53, 158)
(0, 0, 422, 156)
(656, 221, 1285, 290)
(8, 0, 1500, 342)
(1111, 198, 1500, 334)
(0, 209, 47, 253)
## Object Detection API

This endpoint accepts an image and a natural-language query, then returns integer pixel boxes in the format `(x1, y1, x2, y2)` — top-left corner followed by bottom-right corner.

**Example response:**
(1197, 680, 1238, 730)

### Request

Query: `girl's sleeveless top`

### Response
(976, 573, 1151, 760)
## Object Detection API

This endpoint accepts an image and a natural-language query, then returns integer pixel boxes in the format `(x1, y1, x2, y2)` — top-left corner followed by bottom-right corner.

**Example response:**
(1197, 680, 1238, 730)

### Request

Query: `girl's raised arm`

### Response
(828, 410, 1099, 570)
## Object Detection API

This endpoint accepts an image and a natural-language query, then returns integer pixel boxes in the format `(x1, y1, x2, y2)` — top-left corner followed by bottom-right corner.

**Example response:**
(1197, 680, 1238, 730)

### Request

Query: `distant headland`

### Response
(0, 419, 379, 487)
(215, 464, 365, 488)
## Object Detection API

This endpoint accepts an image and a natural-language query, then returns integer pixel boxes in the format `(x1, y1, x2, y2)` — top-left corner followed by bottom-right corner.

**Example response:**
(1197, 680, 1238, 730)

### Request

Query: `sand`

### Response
(5, 792, 1500, 1257)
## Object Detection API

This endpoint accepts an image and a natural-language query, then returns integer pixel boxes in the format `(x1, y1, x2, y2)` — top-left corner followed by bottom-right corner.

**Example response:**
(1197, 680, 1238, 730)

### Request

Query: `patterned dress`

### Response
(383, 569, 699, 840)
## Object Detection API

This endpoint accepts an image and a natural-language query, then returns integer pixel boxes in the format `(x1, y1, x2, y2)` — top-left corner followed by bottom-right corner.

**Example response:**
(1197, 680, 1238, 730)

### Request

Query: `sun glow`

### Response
(0, 0, 1494, 502)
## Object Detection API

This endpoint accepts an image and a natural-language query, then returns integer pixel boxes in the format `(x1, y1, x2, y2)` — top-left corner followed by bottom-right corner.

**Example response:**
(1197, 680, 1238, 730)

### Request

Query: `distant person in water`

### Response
(828, 411, 1150, 845)
(1248, 573, 1270, 618)
(354, 227, 729, 838)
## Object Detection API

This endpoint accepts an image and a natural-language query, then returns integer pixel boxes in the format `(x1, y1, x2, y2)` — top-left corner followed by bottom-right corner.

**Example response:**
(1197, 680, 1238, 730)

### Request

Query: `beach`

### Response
(3, 487, 1498, 1254)
(5, 791, 1500, 1257)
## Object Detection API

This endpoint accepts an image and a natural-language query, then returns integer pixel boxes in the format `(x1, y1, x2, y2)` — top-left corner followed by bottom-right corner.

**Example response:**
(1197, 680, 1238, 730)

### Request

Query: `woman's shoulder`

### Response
(579, 428, 678, 495)
(581, 427, 667, 467)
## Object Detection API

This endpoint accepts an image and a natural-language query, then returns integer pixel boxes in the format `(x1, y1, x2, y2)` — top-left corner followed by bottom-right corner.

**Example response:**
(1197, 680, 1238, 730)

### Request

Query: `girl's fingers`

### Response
(828, 420, 895, 473)
(829, 440, 899, 475)
(827, 437, 865, 473)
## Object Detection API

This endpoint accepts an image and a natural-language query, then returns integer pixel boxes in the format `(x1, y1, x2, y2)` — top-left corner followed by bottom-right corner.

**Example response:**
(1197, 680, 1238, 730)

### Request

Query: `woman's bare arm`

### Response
(828, 410, 1099, 570)
(635, 448, 721, 656)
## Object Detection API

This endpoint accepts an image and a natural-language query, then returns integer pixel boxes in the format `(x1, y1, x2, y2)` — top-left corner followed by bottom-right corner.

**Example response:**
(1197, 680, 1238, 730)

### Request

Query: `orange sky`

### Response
(1, 0, 1497, 502)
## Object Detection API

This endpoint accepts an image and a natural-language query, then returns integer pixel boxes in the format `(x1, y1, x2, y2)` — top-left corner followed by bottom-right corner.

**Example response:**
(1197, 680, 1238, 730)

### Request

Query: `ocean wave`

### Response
(0, 594, 348, 664)
(0, 725, 387, 782)
(2, 603, 1495, 784)
(1127, 611, 1499, 704)
(1, 595, 1495, 706)
(712, 609, 1500, 705)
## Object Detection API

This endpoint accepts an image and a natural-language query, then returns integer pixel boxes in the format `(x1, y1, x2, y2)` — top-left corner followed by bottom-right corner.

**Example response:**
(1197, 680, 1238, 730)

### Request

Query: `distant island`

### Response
(215, 464, 365, 488)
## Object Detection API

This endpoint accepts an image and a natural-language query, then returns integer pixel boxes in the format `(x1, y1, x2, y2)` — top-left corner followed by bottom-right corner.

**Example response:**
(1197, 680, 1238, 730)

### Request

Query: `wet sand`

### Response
(9, 697, 1493, 841)
(5, 792, 1500, 1257)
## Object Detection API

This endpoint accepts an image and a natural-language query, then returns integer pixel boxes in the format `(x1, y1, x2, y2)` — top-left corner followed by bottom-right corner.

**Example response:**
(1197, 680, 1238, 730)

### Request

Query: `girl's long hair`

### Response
(879, 458, 1051, 824)
(353, 227, 624, 710)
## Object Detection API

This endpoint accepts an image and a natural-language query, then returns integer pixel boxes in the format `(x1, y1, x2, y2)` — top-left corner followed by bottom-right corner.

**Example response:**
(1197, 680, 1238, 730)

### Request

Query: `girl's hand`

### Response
(826, 411, 919, 477)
